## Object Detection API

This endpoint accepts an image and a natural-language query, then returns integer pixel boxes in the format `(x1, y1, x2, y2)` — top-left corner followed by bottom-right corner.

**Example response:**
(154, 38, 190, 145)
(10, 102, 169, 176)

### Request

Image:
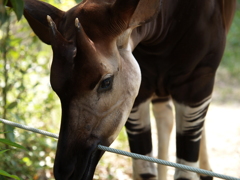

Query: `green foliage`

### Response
(0, 138, 27, 150)
(0, 170, 20, 180)
(7, 0, 24, 20)
(1, 0, 82, 179)
(0, 149, 9, 154)
(221, 4, 240, 79)
(0, 135, 27, 180)
(0, 0, 24, 26)
(0, 0, 67, 179)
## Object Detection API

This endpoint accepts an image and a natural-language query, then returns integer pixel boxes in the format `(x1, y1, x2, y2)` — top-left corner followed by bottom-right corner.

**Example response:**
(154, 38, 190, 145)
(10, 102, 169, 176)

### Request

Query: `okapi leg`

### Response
(173, 96, 212, 180)
(152, 96, 174, 180)
(126, 99, 157, 180)
(199, 126, 213, 180)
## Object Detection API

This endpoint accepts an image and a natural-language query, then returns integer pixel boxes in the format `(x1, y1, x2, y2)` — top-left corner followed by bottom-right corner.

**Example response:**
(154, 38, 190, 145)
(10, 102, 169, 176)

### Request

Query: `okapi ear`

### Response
(112, 0, 160, 29)
(47, 15, 76, 61)
(47, 16, 76, 93)
(23, 0, 65, 45)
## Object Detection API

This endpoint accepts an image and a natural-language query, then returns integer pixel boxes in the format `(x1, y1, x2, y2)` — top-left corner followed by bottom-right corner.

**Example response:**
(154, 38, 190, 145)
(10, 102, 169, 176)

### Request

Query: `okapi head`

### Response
(21, 0, 160, 179)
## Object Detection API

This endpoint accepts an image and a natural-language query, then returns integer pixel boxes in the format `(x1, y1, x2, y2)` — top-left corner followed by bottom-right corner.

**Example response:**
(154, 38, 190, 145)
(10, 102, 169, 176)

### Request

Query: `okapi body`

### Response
(9, 0, 236, 179)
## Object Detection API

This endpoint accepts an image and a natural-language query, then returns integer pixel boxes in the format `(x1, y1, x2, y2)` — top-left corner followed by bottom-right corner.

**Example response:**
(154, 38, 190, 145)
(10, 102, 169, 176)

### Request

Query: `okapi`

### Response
(8, 0, 236, 179)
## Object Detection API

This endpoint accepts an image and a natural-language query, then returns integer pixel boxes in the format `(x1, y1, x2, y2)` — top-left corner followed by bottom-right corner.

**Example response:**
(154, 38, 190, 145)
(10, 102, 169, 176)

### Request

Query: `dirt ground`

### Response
(94, 69, 240, 180)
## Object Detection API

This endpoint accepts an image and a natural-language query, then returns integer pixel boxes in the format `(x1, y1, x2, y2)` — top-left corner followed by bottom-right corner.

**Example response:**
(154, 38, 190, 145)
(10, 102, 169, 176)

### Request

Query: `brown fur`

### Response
(221, 0, 236, 33)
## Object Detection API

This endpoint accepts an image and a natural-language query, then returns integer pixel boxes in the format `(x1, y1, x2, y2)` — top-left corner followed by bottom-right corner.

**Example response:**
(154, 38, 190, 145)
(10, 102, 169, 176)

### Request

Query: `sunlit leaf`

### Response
(7, 101, 18, 109)
(0, 138, 27, 150)
(23, 157, 32, 166)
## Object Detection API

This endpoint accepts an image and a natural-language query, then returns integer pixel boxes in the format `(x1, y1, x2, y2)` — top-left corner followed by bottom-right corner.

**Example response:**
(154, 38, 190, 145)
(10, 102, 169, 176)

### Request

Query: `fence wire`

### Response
(1, 118, 240, 180)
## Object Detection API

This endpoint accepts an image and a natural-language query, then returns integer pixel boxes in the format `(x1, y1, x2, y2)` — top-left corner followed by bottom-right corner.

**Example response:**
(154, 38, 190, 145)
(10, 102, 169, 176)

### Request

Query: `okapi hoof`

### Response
(200, 175, 213, 180)
(140, 173, 157, 180)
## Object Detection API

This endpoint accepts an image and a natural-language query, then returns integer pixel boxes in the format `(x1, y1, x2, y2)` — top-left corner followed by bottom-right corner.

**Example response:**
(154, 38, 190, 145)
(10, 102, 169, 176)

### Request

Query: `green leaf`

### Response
(0, 149, 9, 154)
(0, 170, 20, 180)
(5, 83, 13, 92)
(0, 132, 8, 134)
(0, 138, 27, 150)
(7, 101, 18, 109)
(5, 125, 15, 142)
(75, 0, 82, 3)
(9, 0, 24, 21)
(0, 5, 9, 26)
(4, 0, 8, 5)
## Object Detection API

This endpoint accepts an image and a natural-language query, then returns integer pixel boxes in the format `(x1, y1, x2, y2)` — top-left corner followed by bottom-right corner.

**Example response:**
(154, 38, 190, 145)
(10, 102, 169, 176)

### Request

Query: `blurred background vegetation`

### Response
(0, 0, 239, 180)
(0, 0, 78, 179)
(213, 1, 240, 105)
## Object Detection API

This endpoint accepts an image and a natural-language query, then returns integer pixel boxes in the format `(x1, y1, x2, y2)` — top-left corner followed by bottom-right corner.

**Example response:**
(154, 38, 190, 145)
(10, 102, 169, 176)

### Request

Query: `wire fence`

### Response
(1, 117, 240, 180)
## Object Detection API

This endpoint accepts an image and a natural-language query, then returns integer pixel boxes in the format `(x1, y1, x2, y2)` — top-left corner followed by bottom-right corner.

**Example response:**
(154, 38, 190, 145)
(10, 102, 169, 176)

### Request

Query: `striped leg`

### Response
(126, 99, 157, 180)
(152, 96, 174, 180)
(173, 96, 211, 180)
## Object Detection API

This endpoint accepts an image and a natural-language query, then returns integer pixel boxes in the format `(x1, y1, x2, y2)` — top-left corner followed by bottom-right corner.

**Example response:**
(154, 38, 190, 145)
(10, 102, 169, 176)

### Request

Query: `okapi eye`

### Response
(98, 75, 114, 93)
